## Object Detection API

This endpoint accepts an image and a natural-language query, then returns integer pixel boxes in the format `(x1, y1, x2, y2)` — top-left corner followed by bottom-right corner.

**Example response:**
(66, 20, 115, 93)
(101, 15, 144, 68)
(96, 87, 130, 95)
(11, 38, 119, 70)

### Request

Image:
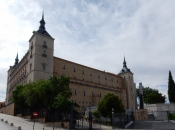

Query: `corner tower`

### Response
(118, 57, 135, 109)
(27, 13, 54, 82)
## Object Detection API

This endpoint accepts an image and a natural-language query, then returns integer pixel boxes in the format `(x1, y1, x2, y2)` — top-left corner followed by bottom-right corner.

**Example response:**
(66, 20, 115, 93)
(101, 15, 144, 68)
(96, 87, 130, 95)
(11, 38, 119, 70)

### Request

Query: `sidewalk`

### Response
(0, 113, 64, 130)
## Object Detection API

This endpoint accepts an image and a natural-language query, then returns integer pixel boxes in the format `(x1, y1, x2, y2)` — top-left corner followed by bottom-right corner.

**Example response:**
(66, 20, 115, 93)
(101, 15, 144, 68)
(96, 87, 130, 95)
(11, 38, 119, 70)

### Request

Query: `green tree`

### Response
(136, 87, 165, 104)
(168, 71, 175, 103)
(12, 75, 72, 118)
(12, 85, 28, 108)
(97, 93, 125, 118)
(92, 110, 101, 118)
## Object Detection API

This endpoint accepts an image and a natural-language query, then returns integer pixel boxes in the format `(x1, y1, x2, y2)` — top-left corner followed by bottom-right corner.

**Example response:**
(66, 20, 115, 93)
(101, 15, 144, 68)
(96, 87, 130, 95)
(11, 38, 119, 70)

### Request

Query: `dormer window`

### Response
(43, 41, 47, 48)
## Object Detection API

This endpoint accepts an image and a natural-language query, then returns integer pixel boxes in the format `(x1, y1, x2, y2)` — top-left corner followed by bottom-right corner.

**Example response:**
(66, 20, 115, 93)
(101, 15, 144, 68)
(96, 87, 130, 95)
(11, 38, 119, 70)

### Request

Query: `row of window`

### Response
(74, 89, 102, 97)
(30, 41, 48, 58)
(72, 100, 92, 105)
(62, 64, 119, 82)
(29, 63, 47, 71)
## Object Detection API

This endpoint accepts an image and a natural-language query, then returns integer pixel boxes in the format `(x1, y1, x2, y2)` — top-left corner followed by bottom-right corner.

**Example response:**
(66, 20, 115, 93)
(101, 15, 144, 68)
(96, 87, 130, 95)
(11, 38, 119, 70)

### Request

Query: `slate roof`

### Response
(37, 13, 52, 38)
(118, 57, 132, 74)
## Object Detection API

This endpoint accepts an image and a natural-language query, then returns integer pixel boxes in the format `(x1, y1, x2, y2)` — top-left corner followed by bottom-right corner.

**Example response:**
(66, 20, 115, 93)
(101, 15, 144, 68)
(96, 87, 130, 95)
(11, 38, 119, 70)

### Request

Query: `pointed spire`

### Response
(37, 11, 52, 37)
(123, 56, 127, 67)
(39, 11, 45, 30)
(15, 52, 18, 60)
(42, 10, 44, 20)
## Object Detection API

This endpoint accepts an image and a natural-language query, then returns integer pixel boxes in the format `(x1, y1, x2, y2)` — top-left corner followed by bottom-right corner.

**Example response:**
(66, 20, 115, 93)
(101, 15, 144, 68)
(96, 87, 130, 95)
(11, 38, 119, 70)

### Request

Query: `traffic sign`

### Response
(33, 112, 38, 118)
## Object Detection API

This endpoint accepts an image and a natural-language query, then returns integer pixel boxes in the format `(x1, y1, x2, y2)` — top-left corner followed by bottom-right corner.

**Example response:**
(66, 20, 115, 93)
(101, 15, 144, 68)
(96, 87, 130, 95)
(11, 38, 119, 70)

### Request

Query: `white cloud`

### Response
(0, 0, 175, 102)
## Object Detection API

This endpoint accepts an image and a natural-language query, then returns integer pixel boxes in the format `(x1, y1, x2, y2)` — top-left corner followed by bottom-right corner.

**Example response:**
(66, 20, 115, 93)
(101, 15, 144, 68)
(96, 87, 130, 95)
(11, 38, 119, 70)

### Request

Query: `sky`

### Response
(0, 0, 175, 102)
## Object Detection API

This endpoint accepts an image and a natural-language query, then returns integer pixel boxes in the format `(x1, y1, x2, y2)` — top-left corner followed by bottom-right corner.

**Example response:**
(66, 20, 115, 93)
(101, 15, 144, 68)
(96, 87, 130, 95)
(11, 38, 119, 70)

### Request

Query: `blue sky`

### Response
(0, 0, 175, 102)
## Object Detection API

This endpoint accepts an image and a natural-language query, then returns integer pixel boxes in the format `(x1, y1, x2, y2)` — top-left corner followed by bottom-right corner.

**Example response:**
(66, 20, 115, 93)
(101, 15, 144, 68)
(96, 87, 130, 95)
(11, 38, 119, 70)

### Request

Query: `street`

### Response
(0, 121, 16, 130)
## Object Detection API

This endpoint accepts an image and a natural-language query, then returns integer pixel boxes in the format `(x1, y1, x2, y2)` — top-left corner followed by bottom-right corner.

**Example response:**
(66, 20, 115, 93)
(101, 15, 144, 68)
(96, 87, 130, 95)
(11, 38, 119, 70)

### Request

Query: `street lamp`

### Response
(112, 108, 114, 129)
(167, 109, 169, 122)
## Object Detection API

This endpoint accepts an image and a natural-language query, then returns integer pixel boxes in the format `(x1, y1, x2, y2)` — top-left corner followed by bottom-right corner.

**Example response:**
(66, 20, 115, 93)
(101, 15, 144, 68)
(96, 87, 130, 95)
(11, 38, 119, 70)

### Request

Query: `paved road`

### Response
(0, 121, 16, 130)
(128, 121, 175, 129)
(0, 113, 63, 130)
(0, 113, 112, 130)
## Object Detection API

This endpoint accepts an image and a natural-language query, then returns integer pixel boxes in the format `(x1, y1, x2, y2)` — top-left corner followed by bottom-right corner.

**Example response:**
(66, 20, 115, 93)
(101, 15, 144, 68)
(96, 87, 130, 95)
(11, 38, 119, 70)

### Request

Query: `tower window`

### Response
(82, 69, 84, 74)
(42, 64, 46, 70)
(43, 41, 47, 48)
(42, 50, 47, 57)
(30, 64, 32, 71)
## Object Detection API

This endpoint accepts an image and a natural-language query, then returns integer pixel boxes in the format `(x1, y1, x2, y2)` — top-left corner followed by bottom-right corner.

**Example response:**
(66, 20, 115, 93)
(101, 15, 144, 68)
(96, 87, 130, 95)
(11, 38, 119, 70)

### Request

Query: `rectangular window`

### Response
(63, 64, 66, 69)
(74, 89, 76, 95)
(30, 64, 32, 71)
(73, 67, 76, 72)
(43, 41, 47, 48)
(99, 93, 102, 98)
(82, 70, 84, 74)
(83, 91, 86, 96)
(92, 92, 93, 96)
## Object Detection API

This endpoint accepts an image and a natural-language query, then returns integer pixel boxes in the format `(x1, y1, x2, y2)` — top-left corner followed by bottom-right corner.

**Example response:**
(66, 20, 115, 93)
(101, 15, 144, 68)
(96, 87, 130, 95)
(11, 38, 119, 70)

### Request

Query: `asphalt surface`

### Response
(0, 121, 16, 130)
(1, 113, 175, 130)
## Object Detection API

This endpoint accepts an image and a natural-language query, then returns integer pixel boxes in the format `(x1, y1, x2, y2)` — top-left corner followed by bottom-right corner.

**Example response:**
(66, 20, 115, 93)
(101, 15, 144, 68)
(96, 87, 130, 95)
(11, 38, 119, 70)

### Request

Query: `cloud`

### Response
(0, 0, 175, 102)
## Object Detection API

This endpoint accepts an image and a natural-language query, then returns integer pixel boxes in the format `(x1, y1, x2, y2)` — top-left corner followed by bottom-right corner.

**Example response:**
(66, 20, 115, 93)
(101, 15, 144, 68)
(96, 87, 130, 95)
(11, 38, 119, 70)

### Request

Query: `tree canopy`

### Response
(168, 71, 175, 103)
(12, 75, 73, 112)
(97, 93, 125, 118)
(136, 86, 165, 104)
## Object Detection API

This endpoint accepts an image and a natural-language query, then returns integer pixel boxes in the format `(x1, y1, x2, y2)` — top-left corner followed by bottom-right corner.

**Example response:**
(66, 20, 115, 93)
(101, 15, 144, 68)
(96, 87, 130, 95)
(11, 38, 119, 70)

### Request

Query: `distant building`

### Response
(145, 104, 175, 111)
(3, 13, 136, 115)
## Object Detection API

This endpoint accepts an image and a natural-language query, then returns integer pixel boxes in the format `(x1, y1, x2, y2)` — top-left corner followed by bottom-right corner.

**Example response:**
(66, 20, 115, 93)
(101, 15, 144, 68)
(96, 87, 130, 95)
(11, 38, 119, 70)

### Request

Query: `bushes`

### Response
(168, 113, 175, 120)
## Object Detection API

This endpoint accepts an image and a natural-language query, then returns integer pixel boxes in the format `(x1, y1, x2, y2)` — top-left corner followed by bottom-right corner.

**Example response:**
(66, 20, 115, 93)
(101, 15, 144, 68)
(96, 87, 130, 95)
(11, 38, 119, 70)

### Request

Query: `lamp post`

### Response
(89, 106, 92, 130)
(70, 100, 73, 129)
(112, 108, 114, 129)
(167, 109, 169, 122)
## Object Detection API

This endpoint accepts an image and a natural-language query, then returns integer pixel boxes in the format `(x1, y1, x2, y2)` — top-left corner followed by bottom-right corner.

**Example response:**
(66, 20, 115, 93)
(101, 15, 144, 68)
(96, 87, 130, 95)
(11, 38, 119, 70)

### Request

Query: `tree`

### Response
(97, 93, 125, 118)
(168, 71, 175, 103)
(12, 75, 73, 118)
(92, 110, 101, 118)
(136, 87, 165, 104)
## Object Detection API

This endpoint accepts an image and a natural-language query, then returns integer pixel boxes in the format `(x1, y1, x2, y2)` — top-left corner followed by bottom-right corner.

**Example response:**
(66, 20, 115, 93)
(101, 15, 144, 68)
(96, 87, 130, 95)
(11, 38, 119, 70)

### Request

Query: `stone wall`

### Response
(0, 103, 15, 116)
(134, 109, 148, 121)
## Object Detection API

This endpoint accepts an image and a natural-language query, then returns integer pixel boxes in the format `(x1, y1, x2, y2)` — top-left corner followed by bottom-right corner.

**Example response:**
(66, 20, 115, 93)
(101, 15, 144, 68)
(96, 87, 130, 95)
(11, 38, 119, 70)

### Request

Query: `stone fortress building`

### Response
(4, 14, 136, 115)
